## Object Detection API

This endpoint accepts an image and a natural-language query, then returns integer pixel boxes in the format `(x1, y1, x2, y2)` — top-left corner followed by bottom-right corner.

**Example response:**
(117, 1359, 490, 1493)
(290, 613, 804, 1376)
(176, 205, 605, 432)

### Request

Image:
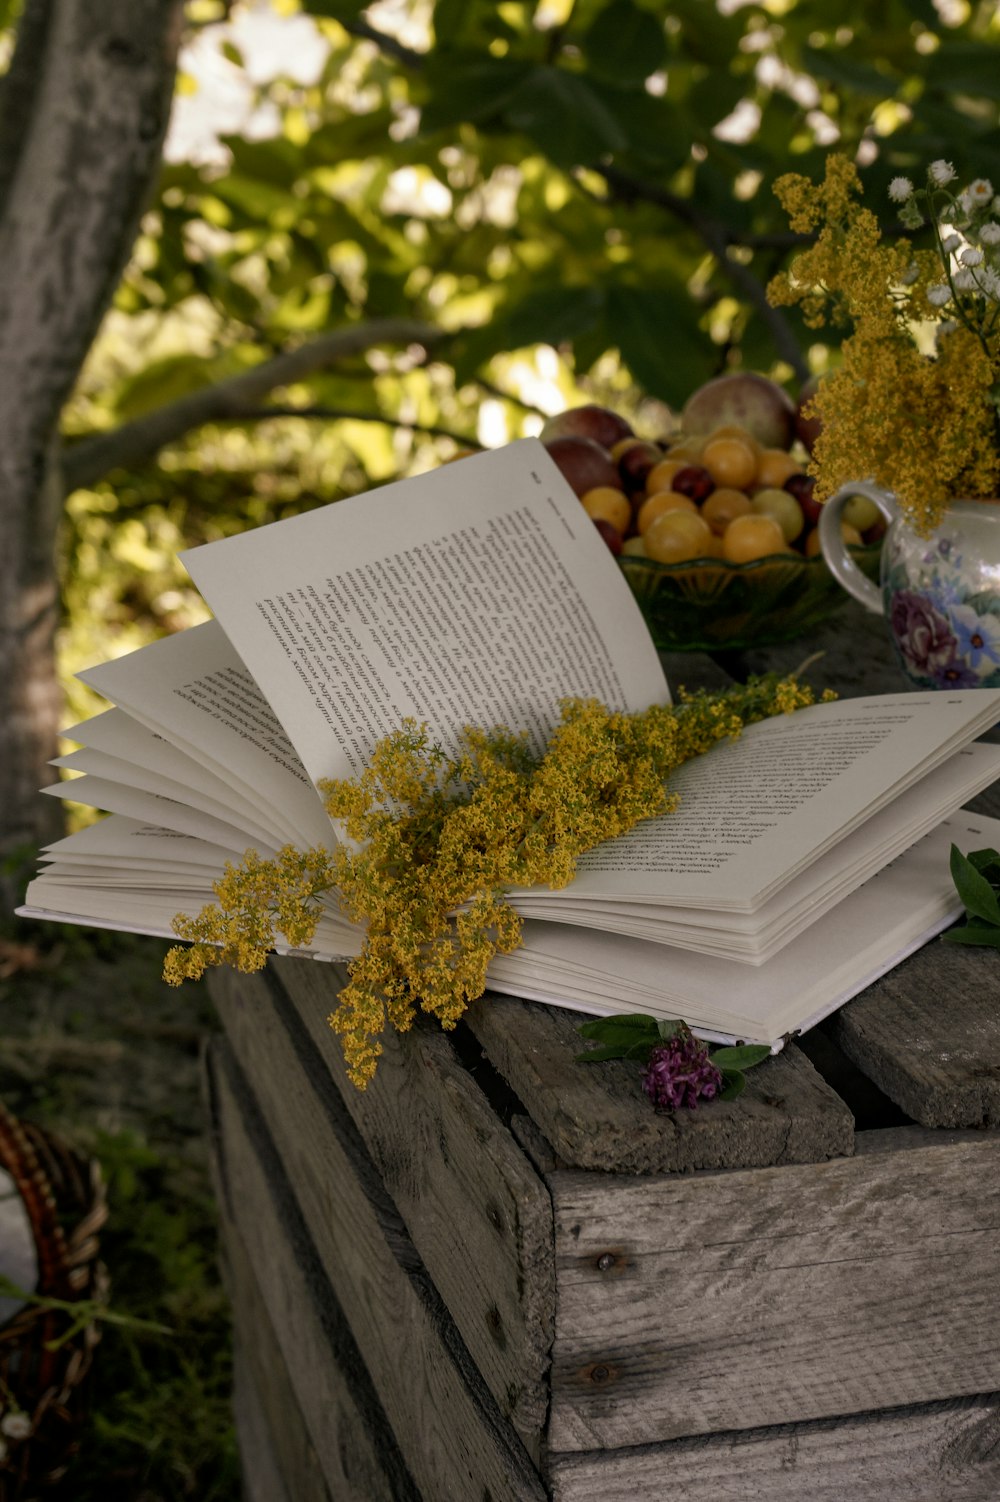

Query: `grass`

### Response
(0, 910, 241, 1502)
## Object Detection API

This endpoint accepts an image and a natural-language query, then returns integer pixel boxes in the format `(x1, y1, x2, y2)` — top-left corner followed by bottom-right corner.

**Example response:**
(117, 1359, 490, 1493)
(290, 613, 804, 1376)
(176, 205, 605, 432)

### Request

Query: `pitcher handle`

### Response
(818, 481, 897, 616)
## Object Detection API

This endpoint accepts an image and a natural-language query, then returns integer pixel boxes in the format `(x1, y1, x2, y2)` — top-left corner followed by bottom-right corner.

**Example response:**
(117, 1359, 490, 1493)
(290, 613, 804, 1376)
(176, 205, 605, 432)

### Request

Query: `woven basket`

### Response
(0, 1102, 107, 1499)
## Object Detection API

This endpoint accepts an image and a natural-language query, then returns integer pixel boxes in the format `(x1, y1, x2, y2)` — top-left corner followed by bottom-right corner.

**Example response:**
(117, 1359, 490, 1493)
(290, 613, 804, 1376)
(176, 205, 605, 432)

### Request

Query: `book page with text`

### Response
(60, 709, 291, 846)
(77, 620, 334, 850)
(539, 689, 1000, 911)
(182, 440, 669, 787)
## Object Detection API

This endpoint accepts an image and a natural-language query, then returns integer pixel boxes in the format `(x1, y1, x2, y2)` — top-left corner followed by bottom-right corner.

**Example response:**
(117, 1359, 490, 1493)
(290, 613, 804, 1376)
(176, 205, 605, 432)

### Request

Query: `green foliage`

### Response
(943, 844, 1000, 947)
(43, 0, 1000, 674)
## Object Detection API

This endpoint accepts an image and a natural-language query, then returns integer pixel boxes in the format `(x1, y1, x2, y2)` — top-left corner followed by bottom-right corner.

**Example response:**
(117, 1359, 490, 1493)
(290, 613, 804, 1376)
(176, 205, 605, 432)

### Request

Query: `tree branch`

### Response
(336, 17, 425, 70)
(198, 401, 481, 449)
(586, 164, 810, 380)
(62, 317, 448, 492)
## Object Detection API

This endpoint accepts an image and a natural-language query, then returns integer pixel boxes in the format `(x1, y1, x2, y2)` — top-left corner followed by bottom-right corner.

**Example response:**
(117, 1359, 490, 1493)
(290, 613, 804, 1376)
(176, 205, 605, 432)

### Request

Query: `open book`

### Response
(18, 439, 1000, 1050)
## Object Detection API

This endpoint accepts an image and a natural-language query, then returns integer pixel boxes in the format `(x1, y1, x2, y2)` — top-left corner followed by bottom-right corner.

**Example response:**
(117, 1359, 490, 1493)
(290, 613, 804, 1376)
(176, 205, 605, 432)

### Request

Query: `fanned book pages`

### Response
(18, 439, 1000, 1051)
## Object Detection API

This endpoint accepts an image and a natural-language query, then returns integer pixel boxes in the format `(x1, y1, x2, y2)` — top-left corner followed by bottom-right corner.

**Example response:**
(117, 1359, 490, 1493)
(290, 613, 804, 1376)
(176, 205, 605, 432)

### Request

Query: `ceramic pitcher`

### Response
(820, 483, 1000, 689)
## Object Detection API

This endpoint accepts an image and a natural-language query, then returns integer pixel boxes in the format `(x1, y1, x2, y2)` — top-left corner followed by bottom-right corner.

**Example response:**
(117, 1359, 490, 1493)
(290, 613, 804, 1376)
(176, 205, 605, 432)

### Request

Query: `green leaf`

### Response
(581, 0, 667, 86)
(419, 56, 532, 134)
(575, 1040, 655, 1063)
(709, 1044, 772, 1072)
(577, 1012, 661, 1041)
(576, 1011, 661, 1063)
(604, 284, 715, 406)
(942, 924, 1000, 948)
(656, 1018, 684, 1041)
(504, 68, 629, 167)
(967, 847, 1000, 880)
(451, 284, 604, 382)
(717, 1069, 746, 1102)
(949, 844, 1000, 927)
(799, 43, 891, 96)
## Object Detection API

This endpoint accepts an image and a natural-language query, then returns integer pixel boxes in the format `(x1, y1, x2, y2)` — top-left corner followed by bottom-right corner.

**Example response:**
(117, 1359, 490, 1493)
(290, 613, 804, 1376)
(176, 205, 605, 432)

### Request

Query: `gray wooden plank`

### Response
(233, 1358, 295, 1502)
(206, 1010, 548, 1502)
(831, 940, 1000, 1128)
(204, 1045, 418, 1502)
(224, 1231, 340, 1502)
(548, 1393, 1000, 1502)
(464, 995, 854, 1172)
(546, 1135, 1000, 1449)
(261, 955, 554, 1455)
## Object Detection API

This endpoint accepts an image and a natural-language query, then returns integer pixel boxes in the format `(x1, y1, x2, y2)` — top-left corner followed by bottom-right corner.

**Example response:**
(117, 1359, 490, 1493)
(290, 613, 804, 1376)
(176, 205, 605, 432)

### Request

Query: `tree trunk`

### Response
(0, 0, 182, 900)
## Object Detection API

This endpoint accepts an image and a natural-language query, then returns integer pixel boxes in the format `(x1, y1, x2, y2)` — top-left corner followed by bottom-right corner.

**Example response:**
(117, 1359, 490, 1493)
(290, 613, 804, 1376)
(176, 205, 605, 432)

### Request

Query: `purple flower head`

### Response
(889, 590, 958, 677)
(642, 1028, 723, 1112)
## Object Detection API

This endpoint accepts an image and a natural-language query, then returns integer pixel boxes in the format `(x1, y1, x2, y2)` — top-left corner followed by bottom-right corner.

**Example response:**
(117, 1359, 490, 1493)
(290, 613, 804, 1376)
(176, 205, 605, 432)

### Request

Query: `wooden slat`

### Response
(464, 995, 854, 1172)
(261, 955, 554, 1454)
(831, 941, 1000, 1128)
(224, 1222, 361, 1502)
(547, 1392, 1000, 1501)
(206, 1014, 548, 1501)
(546, 1135, 1000, 1450)
(204, 1045, 418, 1502)
(233, 1356, 296, 1502)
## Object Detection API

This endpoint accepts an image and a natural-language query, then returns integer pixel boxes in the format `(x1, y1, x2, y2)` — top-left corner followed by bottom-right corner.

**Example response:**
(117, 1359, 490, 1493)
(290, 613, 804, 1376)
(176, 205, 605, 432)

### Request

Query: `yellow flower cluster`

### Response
(767, 155, 1000, 530)
(164, 675, 824, 1088)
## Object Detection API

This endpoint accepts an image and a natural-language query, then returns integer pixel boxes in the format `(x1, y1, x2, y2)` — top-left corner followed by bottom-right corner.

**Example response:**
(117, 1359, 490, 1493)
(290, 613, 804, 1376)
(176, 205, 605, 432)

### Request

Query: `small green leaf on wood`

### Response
(717, 1069, 747, 1101)
(709, 1043, 772, 1071)
(942, 923, 1000, 947)
(575, 1012, 661, 1063)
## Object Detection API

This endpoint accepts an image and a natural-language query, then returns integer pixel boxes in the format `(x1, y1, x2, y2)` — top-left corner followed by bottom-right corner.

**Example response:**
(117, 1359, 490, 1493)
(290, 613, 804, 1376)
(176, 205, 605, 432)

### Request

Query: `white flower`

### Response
(967, 178, 994, 203)
(929, 159, 957, 185)
(941, 232, 962, 253)
(927, 284, 952, 306)
(888, 176, 913, 202)
(899, 261, 920, 286)
(0, 1413, 31, 1441)
(953, 269, 978, 291)
(980, 268, 1000, 300)
(980, 221, 1000, 245)
(960, 247, 984, 266)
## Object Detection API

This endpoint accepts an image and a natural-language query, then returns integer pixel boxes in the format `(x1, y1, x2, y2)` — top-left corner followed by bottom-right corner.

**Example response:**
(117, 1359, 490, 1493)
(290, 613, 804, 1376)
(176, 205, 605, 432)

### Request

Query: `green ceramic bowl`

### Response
(618, 542, 883, 652)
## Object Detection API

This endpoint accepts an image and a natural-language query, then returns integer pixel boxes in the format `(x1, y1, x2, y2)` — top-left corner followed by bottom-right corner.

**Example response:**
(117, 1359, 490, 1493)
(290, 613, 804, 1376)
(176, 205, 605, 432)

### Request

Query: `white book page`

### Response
(42, 815, 233, 870)
(545, 689, 1000, 912)
(77, 620, 334, 850)
(61, 709, 290, 847)
(181, 439, 669, 787)
(54, 749, 281, 851)
(512, 741, 1000, 958)
(42, 777, 259, 853)
(488, 809, 1000, 1043)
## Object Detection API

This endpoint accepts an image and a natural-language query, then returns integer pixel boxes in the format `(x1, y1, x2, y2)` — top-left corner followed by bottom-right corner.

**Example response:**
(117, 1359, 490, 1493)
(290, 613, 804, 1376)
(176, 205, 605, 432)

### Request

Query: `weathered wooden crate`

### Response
(203, 609, 1000, 1500)
(205, 931, 1000, 1502)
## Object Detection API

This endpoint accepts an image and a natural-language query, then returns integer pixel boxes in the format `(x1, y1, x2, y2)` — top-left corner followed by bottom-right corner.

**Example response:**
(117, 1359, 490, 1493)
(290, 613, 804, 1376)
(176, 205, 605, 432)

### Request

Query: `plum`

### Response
(544, 435, 624, 497)
(682, 373, 796, 450)
(540, 404, 634, 451)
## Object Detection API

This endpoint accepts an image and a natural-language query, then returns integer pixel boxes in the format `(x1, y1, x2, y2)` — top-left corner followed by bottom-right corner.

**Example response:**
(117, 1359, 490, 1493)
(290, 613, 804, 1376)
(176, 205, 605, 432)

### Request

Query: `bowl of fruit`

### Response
(541, 375, 883, 653)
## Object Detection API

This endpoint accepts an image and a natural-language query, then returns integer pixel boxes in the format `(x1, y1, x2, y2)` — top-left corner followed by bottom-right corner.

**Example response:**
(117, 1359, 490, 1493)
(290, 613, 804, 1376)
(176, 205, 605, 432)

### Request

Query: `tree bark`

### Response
(0, 0, 182, 893)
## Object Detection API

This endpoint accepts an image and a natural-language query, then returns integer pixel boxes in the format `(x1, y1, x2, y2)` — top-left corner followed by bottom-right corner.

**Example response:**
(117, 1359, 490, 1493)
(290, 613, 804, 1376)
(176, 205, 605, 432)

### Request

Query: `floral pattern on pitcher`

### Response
(884, 531, 1000, 689)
